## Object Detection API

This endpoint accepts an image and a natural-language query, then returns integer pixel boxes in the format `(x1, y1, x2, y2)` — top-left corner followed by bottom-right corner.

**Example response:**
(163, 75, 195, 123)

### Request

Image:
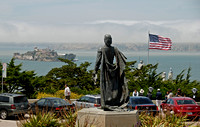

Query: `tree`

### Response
(124, 61, 200, 100)
(0, 58, 40, 98)
(3, 58, 23, 93)
(44, 58, 98, 94)
(125, 61, 162, 97)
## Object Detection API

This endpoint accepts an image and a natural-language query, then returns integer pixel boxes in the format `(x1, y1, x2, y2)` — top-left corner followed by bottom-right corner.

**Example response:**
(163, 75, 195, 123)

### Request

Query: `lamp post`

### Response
(192, 88, 197, 100)
(2, 63, 7, 93)
(147, 87, 153, 100)
(149, 87, 154, 93)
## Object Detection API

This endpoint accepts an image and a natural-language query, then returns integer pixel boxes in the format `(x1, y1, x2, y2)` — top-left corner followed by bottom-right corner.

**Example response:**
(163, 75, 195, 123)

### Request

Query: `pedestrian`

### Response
(165, 91, 169, 100)
(156, 89, 162, 110)
(167, 90, 173, 99)
(147, 91, 152, 100)
(132, 89, 139, 96)
(176, 88, 184, 97)
(64, 84, 71, 104)
(139, 89, 144, 96)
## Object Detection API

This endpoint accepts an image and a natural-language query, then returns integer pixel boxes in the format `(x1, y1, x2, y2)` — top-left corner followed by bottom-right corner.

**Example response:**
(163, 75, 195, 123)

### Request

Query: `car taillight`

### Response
(56, 107, 63, 110)
(135, 106, 138, 110)
(94, 104, 100, 107)
(11, 104, 16, 109)
(156, 106, 159, 111)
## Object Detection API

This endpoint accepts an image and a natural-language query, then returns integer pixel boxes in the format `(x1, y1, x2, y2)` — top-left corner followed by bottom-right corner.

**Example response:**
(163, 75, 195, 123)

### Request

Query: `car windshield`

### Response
(176, 100, 196, 105)
(51, 99, 69, 105)
(131, 98, 153, 104)
(14, 96, 28, 103)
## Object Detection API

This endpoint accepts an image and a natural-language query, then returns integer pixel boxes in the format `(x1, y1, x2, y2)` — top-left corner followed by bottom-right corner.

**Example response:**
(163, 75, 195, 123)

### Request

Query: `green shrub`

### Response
(36, 90, 83, 99)
(17, 112, 61, 127)
(138, 112, 197, 127)
(17, 107, 77, 127)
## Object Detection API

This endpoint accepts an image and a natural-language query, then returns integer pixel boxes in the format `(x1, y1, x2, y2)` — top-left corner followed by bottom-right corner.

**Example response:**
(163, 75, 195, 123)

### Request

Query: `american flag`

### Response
(149, 34, 172, 50)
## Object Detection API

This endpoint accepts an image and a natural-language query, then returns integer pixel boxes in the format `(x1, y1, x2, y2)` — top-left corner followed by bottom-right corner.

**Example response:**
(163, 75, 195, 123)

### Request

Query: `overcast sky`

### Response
(0, 0, 200, 43)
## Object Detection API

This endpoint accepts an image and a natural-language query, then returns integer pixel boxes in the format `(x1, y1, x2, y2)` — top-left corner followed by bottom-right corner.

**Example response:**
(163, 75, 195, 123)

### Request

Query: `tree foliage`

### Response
(0, 58, 40, 98)
(42, 58, 99, 94)
(125, 62, 200, 101)
(0, 58, 199, 101)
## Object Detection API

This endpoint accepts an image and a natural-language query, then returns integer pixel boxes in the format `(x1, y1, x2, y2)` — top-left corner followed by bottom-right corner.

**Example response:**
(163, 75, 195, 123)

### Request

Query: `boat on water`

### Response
(13, 47, 76, 62)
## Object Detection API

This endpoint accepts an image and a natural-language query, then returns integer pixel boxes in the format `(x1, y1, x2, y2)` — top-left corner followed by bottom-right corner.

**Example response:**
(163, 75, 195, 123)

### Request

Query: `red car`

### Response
(161, 97, 200, 119)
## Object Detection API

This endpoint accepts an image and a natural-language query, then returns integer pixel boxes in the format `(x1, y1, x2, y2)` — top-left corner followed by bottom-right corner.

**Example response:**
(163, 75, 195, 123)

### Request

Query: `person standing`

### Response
(167, 90, 173, 99)
(139, 89, 144, 96)
(147, 91, 152, 100)
(64, 84, 71, 104)
(165, 91, 169, 100)
(176, 88, 184, 97)
(132, 89, 139, 96)
(156, 89, 162, 110)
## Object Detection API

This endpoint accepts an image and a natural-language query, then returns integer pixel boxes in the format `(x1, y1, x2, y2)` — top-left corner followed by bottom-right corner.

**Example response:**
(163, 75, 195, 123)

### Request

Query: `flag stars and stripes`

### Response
(149, 34, 172, 50)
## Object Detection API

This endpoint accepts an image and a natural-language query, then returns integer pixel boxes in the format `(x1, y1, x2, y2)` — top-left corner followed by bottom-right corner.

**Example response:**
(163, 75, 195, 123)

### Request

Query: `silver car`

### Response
(0, 93, 29, 119)
(73, 95, 101, 108)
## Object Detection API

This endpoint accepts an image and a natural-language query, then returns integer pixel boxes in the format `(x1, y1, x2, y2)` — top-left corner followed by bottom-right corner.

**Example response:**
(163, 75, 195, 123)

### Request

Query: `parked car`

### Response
(29, 97, 74, 115)
(160, 97, 200, 119)
(73, 95, 101, 108)
(126, 96, 159, 115)
(0, 93, 29, 119)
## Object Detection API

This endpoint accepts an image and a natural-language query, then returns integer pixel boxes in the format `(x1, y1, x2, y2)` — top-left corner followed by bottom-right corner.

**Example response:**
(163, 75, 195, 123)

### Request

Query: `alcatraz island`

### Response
(13, 47, 76, 62)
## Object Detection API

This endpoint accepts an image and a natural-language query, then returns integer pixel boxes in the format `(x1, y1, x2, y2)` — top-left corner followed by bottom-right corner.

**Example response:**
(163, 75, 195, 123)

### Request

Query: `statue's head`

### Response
(104, 34, 112, 47)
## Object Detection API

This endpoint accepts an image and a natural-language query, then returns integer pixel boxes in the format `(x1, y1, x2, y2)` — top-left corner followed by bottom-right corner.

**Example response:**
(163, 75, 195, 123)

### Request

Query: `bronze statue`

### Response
(93, 34, 129, 111)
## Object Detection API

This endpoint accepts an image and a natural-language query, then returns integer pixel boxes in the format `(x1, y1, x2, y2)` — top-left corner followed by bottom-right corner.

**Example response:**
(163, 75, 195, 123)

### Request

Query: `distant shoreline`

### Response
(1, 42, 200, 53)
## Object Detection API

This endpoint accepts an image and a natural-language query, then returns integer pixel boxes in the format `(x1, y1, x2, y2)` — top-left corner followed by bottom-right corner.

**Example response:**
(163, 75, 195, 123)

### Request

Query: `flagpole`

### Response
(147, 31, 150, 65)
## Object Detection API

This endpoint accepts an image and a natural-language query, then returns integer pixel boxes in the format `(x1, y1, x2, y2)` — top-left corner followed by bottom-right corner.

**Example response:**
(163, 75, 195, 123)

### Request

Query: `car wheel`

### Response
(0, 110, 8, 120)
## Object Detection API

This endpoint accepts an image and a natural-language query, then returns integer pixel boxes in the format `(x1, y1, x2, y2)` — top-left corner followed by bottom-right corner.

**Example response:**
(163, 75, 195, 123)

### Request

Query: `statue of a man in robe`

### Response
(93, 34, 129, 111)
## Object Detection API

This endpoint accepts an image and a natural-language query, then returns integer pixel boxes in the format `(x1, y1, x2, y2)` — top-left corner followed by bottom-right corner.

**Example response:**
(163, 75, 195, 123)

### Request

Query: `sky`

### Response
(0, 0, 200, 43)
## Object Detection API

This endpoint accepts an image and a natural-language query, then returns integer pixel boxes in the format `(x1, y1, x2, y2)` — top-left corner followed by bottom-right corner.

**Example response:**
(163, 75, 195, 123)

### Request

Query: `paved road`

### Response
(0, 114, 29, 127)
(0, 117, 18, 127)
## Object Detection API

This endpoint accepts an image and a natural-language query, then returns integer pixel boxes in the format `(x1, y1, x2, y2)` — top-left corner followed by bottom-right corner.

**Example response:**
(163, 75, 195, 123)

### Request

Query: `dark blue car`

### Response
(29, 97, 74, 116)
(126, 96, 159, 115)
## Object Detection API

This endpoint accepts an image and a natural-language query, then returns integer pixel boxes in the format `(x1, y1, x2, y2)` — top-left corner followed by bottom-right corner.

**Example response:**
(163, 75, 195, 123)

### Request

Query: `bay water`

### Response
(0, 48, 199, 81)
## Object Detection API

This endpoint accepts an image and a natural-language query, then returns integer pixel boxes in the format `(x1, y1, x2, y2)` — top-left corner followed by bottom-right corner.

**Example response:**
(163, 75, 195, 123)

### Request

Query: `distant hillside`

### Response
(1, 42, 200, 52)
(50, 42, 200, 52)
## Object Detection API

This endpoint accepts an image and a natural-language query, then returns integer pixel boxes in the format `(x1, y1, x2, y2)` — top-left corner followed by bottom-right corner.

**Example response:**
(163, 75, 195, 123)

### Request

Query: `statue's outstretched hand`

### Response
(92, 71, 97, 84)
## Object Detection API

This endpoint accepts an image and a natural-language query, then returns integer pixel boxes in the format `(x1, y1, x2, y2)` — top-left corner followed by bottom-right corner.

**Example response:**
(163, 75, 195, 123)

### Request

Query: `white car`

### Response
(73, 95, 101, 109)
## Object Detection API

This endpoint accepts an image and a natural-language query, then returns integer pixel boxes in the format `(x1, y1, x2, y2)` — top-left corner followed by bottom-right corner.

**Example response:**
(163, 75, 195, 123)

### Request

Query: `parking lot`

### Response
(0, 99, 199, 127)
(0, 116, 24, 127)
(0, 118, 18, 127)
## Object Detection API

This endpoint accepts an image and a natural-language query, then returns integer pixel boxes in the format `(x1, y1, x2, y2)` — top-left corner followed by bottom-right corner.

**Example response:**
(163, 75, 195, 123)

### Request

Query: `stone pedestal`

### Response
(77, 108, 139, 127)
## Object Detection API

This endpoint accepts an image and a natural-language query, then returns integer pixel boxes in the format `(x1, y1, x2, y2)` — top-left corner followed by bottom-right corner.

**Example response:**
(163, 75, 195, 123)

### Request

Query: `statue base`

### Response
(77, 108, 139, 127)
